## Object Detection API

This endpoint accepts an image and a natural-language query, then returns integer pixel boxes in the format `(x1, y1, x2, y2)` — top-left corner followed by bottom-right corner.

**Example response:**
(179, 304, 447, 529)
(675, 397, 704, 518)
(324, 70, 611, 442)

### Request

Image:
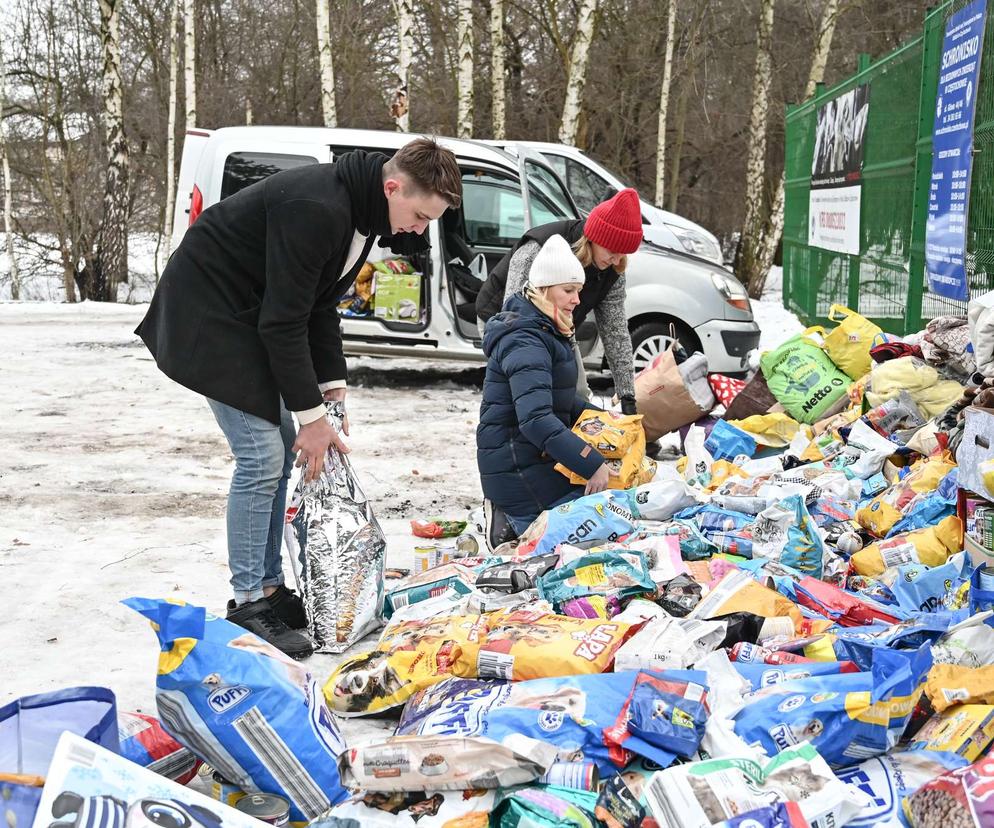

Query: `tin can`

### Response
(414, 544, 438, 573)
(453, 532, 479, 557)
(436, 544, 456, 566)
(234, 793, 291, 826)
(538, 760, 599, 791)
(209, 770, 245, 808)
(979, 565, 994, 593)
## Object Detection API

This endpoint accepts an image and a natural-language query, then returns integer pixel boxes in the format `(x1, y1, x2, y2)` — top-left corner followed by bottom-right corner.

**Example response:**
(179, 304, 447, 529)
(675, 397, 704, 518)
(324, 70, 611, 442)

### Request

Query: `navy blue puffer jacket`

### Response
(477, 293, 605, 518)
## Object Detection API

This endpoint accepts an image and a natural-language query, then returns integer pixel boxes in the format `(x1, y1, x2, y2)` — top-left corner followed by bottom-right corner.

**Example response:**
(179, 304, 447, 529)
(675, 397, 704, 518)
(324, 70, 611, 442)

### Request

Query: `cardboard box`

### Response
(373, 272, 422, 323)
(909, 704, 994, 761)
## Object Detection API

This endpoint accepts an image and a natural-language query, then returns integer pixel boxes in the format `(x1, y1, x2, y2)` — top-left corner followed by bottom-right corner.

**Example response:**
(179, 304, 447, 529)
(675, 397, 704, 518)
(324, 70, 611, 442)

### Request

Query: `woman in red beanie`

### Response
(475, 188, 644, 412)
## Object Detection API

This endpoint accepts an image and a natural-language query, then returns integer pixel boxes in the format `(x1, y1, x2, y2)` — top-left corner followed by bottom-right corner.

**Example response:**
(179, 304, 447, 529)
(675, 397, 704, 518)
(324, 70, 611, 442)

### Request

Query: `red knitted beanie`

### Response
(583, 188, 643, 254)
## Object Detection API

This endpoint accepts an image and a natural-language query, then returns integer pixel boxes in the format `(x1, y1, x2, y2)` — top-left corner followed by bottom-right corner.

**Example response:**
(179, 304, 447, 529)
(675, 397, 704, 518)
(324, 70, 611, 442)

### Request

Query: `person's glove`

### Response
(620, 395, 638, 416)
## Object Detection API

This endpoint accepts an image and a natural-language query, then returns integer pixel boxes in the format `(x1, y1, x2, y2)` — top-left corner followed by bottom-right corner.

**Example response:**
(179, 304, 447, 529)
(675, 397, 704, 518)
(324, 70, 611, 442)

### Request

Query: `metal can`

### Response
(209, 770, 245, 808)
(453, 532, 479, 558)
(436, 544, 456, 566)
(414, 544, 438, 573)
(234, 793, 291, 826)
(538, 760, 599, 791)
(979, 564, 994, 593)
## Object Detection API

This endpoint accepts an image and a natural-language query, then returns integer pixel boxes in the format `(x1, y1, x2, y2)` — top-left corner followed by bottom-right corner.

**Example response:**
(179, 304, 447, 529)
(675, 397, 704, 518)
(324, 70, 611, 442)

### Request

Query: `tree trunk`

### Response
(667, 75, 691, 214)
(456, 0, 474, 138)
(750, 0, 842, 297)
(0, 49, 18, 300)
(490, 0, 506, 139)
(392, 0, 414, 131)
(315, 0, 338, 127)
(93, 0, 129, 303)
(558, 0, 599, 146)
(184, 0, 197, 130)
(736, 0, 775, 295)
(162, 0, 180, 274)
(654, 0, 677, 208)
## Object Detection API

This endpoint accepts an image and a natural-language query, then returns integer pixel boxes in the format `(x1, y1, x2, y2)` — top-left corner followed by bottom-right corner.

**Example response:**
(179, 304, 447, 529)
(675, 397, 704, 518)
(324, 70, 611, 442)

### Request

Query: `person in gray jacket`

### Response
(475, 189, 644, 413)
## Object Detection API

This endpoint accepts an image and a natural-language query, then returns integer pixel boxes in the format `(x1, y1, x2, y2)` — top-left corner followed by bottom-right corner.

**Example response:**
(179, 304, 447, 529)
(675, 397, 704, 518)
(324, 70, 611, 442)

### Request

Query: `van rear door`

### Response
(170, 128, 213, 251)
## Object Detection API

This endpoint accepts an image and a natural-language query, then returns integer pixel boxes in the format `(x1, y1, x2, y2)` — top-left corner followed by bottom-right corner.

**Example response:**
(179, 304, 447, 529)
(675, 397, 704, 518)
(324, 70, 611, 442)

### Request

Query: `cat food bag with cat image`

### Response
(472, 608, 636, 681)
(643, 742, 870, 828)
(903, 755, 994, 828)
(323, 614, 489, 716)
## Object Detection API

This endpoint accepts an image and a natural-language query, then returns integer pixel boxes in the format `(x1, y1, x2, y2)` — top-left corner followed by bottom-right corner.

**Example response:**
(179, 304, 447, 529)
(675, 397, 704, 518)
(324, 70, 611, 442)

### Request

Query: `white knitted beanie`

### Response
(526, 234, 586, 289)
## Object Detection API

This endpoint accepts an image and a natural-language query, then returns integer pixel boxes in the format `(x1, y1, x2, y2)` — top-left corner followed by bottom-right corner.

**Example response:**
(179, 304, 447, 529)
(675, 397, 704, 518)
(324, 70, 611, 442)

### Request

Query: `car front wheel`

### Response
(630, 321, 700, 374)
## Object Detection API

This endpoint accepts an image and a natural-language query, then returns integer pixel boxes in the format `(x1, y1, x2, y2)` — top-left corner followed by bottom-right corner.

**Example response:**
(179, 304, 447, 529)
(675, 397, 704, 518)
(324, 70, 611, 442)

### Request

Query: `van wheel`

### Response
(630, 321, 699, 373)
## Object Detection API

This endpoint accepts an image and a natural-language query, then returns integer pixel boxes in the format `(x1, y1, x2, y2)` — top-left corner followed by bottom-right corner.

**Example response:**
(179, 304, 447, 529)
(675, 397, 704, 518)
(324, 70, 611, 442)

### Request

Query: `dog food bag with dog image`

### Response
(644, 742, 870, 828)
(323, 614, 489, 716)
(471, 609, 635, 681)
(340, 672, 646, 791)
(124, 597, 348, 821)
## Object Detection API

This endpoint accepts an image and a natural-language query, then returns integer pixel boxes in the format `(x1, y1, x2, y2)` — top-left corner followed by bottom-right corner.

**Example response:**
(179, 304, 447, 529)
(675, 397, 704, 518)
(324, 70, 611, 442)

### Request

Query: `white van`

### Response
(171, 126, 758, 375)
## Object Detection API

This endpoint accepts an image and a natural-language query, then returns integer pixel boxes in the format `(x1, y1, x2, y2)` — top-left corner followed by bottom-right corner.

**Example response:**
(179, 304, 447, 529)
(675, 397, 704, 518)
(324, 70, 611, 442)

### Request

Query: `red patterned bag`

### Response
(708, 374, 747, 408)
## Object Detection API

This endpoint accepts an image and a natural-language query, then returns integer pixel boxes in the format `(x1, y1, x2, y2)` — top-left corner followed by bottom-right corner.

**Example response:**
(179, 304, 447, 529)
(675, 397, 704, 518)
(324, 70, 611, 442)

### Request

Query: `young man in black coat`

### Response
(137, 138, 462, 657)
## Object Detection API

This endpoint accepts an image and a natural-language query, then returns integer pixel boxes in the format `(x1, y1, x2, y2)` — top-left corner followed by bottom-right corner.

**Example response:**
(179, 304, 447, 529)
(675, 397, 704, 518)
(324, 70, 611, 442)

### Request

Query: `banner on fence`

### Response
(926, 0, 988, 302)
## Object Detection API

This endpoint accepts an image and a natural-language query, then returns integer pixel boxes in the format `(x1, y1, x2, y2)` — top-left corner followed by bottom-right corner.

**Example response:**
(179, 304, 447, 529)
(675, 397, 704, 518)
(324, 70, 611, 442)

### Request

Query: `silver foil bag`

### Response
(285, 400, 386, 652)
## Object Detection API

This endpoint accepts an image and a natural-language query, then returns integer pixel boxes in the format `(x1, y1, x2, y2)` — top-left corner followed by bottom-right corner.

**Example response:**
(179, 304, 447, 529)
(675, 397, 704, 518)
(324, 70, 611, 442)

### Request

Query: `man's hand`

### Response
(293, 415, 350, 483)
(585, 463, 610, 495)
(322, 386, 349, 436)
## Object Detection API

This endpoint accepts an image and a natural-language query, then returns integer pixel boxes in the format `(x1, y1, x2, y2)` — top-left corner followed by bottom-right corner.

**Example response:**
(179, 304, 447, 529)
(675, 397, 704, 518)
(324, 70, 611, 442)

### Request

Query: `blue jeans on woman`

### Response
(207, 398, 295, 604)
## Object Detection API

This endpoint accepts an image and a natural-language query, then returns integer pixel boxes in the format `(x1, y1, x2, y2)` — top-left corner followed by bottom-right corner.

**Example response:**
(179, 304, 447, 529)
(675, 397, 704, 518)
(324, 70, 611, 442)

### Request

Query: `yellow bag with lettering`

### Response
(822, 305, 882, 380)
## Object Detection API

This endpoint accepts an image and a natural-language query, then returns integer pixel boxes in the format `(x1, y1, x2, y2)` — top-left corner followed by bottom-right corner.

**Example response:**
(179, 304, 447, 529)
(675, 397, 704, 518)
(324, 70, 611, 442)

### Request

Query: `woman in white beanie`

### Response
(477, 234, 610, 548)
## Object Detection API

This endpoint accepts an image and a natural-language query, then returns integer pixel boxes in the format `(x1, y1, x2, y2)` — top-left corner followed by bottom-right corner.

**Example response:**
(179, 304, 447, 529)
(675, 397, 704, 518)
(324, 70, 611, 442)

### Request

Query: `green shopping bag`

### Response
(760, 329, 851, 424)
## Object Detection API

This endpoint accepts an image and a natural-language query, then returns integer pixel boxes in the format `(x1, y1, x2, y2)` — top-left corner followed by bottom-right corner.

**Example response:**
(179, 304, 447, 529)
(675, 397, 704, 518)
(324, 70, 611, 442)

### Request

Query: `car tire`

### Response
(630, 320, 700, 374)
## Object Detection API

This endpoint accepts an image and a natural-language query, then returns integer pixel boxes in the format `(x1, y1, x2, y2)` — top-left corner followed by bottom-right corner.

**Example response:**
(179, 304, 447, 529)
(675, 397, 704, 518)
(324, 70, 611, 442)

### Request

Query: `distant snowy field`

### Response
(0, 244, 801, 744)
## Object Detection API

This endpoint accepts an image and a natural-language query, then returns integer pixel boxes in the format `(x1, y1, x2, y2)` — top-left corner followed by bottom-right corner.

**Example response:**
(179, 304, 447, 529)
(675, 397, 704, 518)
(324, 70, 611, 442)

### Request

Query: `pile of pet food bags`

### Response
(18, 306, 994, 828)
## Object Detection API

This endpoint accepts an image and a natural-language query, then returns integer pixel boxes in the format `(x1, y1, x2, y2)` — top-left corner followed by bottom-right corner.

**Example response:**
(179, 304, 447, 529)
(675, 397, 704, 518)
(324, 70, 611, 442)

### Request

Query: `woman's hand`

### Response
(585, 463, 610, 495)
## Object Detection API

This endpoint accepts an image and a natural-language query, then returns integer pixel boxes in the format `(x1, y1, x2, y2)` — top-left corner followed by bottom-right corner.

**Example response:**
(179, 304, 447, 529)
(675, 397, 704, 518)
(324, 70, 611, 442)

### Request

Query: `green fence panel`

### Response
(783, 0, 994, 335)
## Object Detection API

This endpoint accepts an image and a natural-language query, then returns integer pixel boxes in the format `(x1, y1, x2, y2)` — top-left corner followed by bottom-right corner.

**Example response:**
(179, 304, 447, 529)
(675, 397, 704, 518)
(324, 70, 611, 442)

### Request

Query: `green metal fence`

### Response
(783, 1, 994, 334)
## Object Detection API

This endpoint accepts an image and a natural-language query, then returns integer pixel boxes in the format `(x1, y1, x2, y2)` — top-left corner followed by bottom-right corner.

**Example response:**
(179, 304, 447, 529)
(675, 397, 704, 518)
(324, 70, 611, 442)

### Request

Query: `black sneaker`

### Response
(484, 498, 518, 552)
(226, 598, 314, 660)
(265, 584, 308, 630)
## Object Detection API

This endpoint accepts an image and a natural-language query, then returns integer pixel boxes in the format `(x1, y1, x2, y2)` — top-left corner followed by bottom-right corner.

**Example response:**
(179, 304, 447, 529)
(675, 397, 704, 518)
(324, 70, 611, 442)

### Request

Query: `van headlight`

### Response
(666, 225, 723, 263)
(710, 272, 751, 312)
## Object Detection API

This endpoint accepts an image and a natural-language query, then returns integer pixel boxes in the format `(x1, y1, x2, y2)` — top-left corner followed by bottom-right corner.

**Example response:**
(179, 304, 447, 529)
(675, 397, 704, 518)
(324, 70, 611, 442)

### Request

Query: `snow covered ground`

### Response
(0, 282, 800, 744)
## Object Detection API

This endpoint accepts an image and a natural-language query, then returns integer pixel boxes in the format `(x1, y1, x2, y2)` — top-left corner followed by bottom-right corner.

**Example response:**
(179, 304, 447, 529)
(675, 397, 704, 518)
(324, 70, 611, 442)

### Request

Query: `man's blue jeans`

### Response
(207, 398, 295, 603)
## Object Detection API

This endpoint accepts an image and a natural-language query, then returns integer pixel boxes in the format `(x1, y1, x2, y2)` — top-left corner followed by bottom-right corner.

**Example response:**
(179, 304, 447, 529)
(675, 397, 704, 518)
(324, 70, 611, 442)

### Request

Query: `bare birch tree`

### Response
(315, 0, 338, 127)
(490, 0, 506, 139)
(0, 47, 18, 300)
(654, 0, 677, 207)
(736, 0, 775, 294)
(748, 0, 843, 295)
(92, 0, 129, 302)
(183, 0, 197, 130)
(456, 0, 474, 138)
(392, 0, 414, 131)
(161, 0, 180, 272)
(558, 0, 599, 146)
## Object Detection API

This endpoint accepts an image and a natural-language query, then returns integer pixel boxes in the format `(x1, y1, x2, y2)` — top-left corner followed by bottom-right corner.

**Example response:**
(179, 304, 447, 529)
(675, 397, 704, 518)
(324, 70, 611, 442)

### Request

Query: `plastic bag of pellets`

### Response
(284, 399, 386, 653)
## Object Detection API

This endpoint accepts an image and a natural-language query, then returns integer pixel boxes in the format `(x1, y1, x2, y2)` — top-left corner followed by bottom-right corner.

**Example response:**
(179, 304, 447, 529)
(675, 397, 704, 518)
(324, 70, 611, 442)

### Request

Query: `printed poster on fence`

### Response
(808, 84, 870, 255)
(926, 0, 988, 302)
